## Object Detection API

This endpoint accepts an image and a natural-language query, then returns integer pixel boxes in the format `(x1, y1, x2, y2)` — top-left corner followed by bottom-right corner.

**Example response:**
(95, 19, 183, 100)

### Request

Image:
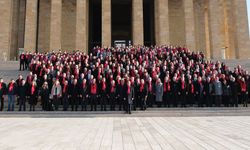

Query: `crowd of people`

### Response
(0, 45, 249, 113)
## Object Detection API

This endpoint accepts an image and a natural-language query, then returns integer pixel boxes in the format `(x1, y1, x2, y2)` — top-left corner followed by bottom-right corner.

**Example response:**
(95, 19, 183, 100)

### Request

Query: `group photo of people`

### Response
(0, 45, 249, 114)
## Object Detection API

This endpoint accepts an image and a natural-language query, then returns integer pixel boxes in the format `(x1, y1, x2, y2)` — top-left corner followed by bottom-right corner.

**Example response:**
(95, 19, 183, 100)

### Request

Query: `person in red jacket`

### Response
(90, 78, 97, 111)
(240, 78, 248, 107)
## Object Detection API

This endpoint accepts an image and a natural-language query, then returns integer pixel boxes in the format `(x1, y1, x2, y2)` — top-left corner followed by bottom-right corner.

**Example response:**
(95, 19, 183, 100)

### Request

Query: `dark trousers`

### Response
(29, 96, 36, 111)
(223, 95, 230, 107)
(110, 94, 116, 111)
(141, 96, 147, 110)
(198, 95, 204, 107)
(118, 96, 123, 110)
(20, 61, 25, 71)
(90, 95, 97, 111)
(205, 95, 212, 107)
(71, 97, 79, 111)
(127, 101, 132, 114)
(63, 95, 69, 111)
(100, 94, 107, 111)
(0, 96, 4, 111)
(232, 95, 238, 107)
(180, 93, 187, 107)
(215, 95, 222, 107)
(134, 95, 140, 110)
(53, 95, 59, 111)
(81, 97, 87, 111)
(242, 92, 248, 107)
(19, 97, 26, 111)
(148, 93, 154, 107)
(163, 93, 171, 107)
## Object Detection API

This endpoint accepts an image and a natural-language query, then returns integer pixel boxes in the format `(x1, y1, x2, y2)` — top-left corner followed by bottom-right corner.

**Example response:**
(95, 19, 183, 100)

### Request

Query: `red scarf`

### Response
(148, 82, 152, 92)
(181, 81, 185, 90)
(241, 82, 247, 92)
(9, 83, 14, 92)
(63, 85, 67, 93)
(127, 85, 131, 94)
(111, 85, 115, 93)
(140, 83, 144, 92)
(21, 55, 24, 59)
(91, 84, 97, 94)
(191, 84, 194, 93)
(0, 83, 2, 90)
(102, 82, 106, 91)
(31, 85, 35, 95)
(82, 82, 86, 89)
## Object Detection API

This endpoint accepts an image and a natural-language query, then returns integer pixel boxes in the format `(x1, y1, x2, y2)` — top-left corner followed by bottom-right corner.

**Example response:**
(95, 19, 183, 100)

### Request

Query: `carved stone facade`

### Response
(0, 0, 249, 60)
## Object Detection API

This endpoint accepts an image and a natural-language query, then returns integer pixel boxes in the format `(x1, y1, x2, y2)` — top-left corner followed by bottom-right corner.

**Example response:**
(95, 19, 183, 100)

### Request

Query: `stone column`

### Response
(24, 0, 38, 52)
(0, 0, 13, 60)
(76, 0, 89, 54)
(102, 0, 111, 47)
(50, 0, 62, 51)
(234, 0, 250, 59)
(132, 0, 144, 45)
(184, 0, 196, 51)
(208, 0, 224, 59)
(154, 0, 169, 46)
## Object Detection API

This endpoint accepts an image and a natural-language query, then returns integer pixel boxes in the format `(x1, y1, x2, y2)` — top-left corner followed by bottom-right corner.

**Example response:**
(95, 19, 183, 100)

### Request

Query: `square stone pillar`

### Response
(50, 0, 62, 51)
(208, 0, 224, 59)
(24, 0, 38, 52)
(102, 0, 111, 47)
(154, 0, 169, 46)
(184, 0, 196, 51)
(0, 0, 13, 61)
(132, 0, 144, 45)
(76, 0, 89, 54)
(234, 0, 250, 59)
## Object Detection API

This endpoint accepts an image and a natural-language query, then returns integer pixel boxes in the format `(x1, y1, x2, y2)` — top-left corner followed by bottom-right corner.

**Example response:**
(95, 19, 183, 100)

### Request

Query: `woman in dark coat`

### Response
(40, 82, 50, 111)
(80, 79, 88, 111)
(18, 80, 27, 111)
(155, 78, 164, 107)
(29, 81, 38, 111)
(139, 79, 148, 110)
(109, 80, 116, 111)
(126, 81, 134, 114)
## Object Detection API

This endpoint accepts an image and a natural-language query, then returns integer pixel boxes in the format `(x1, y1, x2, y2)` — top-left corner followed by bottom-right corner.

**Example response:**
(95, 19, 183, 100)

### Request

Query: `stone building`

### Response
(0, 0, 249, 60)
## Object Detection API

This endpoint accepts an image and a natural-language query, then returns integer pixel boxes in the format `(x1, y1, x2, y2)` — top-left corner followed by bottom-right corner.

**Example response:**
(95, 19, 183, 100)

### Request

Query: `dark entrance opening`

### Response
(111, 0, 132, 47)
(143, 0, 155, 46)
(89, 0, 101, 50)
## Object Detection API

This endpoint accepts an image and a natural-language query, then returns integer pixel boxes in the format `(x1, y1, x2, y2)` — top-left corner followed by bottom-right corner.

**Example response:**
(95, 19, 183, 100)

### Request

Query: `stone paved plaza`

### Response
(0, 116, 250, 149)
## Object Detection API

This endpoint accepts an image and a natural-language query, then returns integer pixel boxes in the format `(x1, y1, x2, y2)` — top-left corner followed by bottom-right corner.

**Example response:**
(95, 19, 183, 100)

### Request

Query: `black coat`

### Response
(0, 82, 7, 97)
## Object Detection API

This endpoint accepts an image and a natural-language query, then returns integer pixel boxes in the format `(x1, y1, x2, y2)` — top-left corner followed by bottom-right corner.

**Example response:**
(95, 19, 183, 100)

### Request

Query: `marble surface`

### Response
(0, 116, 250, 149)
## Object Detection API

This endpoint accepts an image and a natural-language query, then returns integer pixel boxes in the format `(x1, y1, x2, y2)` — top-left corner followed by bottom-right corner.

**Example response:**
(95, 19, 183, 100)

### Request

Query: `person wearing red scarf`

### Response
(117, 78, 126, 111)
(69, 79, 79, 111)
(109, 80, 116, 111)
(240, 78, 248, 107)
(163, 76, 171, 107)
(29, 81, 37, 111)
(62, 80, 69, 111)
(0, 78, 6, 111)
(100, 78, 107, 111)
(179, 76, 187, 107)
(126, 81, 134, 114)
(7, 79, 16, 111)
(147, 77, 154, 107)
(90, 79, 97, 111)
(80, 79, 88, 111)
(139, 79, 148, 110)
(19, 53, 25, 71)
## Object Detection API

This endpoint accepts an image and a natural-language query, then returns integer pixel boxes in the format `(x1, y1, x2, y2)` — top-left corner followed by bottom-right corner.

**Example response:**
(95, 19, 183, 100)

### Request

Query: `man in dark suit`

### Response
(0, 78, 6, 111)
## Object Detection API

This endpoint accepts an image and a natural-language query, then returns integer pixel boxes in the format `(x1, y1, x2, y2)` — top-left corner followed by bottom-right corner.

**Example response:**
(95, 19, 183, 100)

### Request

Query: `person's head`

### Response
(18, 74, 23, 79)
(43, 82, 48, 88)
(0, 78, 3, 83)
(21, 79, 25, 85)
